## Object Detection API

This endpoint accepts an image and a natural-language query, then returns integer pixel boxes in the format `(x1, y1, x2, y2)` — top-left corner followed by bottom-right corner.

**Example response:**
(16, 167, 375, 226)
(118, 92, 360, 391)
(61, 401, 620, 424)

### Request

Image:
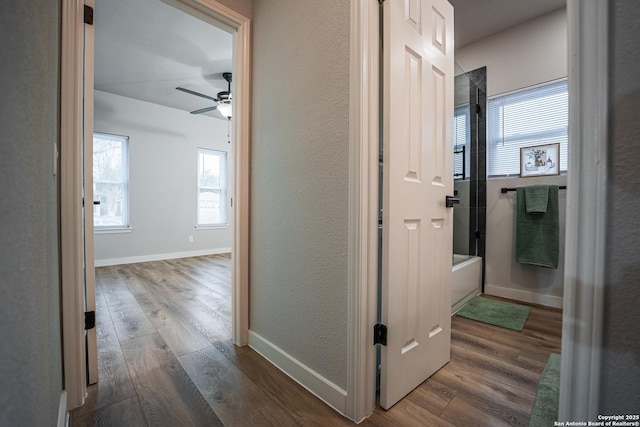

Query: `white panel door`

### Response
(83, 0, 98, 385)
(380, 0, 454, 409)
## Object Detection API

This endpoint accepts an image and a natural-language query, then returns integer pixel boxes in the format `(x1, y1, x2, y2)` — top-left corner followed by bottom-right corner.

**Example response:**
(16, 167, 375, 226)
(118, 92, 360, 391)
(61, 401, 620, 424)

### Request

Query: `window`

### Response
(197, 149, 227, 226)
(93, 133, 129, 229)
(487, 80, 568, 177)
(454, 105, 471, 180)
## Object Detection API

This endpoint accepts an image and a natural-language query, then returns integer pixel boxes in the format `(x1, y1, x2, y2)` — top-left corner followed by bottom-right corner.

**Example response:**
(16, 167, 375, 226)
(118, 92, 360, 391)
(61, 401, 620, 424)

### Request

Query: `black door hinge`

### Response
(374, 324, 387, 346)
(85, 311, 96, 330)
(84, 5, 94, 25)
(475, 103, 482, 115)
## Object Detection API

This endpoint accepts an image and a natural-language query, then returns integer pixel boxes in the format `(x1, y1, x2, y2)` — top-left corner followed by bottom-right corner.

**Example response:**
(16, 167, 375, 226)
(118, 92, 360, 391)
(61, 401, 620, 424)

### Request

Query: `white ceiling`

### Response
(94, 0, 233, 119)
(94, 0, 566, 117)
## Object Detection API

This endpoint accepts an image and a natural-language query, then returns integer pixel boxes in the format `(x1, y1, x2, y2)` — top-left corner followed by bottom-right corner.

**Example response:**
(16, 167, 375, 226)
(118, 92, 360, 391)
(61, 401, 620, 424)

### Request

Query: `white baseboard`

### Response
(94, 248, 231, 267)
(485, 284, 563, 309)
(248, 331, 347, 416)
(57, 391, 68, 427)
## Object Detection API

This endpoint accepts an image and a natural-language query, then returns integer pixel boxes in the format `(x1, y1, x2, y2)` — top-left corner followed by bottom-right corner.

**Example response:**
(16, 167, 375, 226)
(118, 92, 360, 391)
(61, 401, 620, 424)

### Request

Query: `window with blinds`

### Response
(487, 80, 568, 177)
(454, 105, 470, 180)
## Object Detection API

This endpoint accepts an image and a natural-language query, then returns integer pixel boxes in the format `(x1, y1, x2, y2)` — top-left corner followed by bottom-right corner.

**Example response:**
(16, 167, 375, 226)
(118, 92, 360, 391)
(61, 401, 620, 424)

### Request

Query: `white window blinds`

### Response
(454, 105, 470, 180)
(487, 80, 568, 177)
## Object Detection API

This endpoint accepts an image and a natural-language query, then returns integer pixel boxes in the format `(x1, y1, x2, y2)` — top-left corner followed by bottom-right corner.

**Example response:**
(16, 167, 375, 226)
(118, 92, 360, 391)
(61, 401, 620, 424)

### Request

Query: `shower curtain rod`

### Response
(501, 185, 567, 194)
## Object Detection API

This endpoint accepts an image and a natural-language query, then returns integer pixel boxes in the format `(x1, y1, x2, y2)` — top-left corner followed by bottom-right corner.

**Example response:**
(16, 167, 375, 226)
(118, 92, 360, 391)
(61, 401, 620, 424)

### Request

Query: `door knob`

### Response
(445, 195, 459, 208)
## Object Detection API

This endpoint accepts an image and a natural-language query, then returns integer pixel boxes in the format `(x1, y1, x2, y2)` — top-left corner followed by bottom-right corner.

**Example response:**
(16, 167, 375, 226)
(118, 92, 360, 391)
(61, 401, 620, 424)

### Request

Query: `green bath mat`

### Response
(456, 296, 530, 331)
(528, 353, 561, 427)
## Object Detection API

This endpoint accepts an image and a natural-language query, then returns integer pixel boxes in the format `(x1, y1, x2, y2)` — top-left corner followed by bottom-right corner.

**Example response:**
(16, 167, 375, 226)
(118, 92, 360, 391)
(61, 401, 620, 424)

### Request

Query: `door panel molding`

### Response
(380, 0, 454, 410)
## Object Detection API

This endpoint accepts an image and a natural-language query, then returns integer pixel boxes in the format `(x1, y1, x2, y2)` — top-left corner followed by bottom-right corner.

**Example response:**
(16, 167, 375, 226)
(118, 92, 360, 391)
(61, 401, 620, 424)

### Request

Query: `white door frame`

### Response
(346, 0, 379, 421)
(60, 0, 251, 410)
(60, 0, 89, 409)
(560, 0, 608, 421)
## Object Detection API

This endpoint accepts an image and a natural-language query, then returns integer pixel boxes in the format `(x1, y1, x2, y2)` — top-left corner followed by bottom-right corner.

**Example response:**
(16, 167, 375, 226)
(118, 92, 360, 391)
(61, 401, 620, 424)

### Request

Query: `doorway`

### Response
(60, 0, 250, 409)
(87, 0, 237, 384)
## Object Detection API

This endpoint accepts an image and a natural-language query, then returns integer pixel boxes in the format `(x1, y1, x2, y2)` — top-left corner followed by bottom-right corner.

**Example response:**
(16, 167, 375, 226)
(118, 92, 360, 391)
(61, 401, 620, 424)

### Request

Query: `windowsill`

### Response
(95, 227, 133, 235)
(488, 171, 568, 180)
(195, 224, 229, 230)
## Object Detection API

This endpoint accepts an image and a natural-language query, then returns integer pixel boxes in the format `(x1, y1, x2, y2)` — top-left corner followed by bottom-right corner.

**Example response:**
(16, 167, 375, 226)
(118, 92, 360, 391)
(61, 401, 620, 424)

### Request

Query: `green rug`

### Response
(456, 296, 530, 331)
(528, 353, 561, 427)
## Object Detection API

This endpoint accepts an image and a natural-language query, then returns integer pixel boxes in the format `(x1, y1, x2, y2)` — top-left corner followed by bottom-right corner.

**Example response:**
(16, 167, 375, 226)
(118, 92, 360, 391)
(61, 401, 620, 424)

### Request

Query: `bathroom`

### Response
(452, 7, 568, 311)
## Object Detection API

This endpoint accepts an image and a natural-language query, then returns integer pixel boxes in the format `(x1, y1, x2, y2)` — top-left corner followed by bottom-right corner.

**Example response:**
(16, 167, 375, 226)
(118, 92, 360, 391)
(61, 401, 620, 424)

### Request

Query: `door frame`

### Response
(60, 0, 251, 410)
(350, 0, 607, 422)
(346, 0, 379, 421)
(560, 0, 608, 420)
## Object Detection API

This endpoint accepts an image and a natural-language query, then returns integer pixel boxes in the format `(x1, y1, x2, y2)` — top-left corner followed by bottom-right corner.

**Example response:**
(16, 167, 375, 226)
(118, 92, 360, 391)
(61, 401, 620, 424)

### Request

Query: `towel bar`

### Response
(501, 186, 567, 194)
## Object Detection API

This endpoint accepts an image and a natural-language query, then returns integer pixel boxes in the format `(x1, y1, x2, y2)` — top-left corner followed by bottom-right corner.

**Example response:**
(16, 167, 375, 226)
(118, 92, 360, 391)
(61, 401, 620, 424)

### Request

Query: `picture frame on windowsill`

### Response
(520, 143, 560, 177)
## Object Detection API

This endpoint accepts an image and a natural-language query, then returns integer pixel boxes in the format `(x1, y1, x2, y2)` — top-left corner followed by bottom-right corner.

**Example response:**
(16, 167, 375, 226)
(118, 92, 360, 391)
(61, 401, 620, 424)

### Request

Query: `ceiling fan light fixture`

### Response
(217, 103, 232, 118)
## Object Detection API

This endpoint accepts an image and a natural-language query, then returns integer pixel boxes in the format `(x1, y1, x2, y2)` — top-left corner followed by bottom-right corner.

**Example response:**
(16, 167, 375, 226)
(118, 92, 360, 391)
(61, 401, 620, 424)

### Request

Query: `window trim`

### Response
(93, 132, 130, 230)
(197, 148, 227, 227)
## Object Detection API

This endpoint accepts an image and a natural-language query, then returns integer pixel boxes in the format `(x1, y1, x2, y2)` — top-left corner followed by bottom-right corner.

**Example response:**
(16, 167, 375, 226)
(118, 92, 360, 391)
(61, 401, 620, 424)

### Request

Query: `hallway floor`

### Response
(70, 255, 561, 426)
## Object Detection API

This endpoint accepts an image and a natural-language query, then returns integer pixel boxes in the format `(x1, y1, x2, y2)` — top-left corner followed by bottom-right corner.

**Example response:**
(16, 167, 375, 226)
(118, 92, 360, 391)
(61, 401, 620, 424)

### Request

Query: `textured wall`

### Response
(93, 91, 232, 264)
(0, 1, 62, 425)
(600, 0, 640, 413)
(250, 0, 350, 388)
(215, 0, 252, 19)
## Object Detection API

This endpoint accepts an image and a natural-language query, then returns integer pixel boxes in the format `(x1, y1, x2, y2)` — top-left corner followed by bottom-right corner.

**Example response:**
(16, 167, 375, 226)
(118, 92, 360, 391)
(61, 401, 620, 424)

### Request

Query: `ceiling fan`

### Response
(176, 72, 232, 118)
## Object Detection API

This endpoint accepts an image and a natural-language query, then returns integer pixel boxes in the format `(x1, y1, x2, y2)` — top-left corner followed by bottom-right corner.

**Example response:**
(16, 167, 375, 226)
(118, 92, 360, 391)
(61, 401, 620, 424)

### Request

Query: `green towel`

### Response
(524, 185, 549, 213)
(516, 185, 559, 269)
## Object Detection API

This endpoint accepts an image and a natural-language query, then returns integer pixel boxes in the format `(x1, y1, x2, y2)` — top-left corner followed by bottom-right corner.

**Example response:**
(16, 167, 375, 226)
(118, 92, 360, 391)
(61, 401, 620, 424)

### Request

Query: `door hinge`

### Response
(84, 5, 94, 25)
(374, 324, 387, 346)
(475, 103, 482, 115)
(85, 311, 96, 330)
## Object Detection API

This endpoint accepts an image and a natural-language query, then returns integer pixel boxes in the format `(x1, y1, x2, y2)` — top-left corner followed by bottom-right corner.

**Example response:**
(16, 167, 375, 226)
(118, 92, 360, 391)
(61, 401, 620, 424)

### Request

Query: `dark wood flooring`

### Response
(70, 255, 562, 426)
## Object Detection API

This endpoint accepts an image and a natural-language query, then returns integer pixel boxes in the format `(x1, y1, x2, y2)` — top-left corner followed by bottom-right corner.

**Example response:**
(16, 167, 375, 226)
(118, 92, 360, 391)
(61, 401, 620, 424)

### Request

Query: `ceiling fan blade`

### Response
(190, 106, 218, 115)
(176, 87, 218, 102)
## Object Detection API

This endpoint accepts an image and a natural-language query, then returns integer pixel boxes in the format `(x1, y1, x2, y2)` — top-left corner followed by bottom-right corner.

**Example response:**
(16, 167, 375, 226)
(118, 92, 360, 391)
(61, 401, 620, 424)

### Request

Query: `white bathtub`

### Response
(451, 255, 482, 314)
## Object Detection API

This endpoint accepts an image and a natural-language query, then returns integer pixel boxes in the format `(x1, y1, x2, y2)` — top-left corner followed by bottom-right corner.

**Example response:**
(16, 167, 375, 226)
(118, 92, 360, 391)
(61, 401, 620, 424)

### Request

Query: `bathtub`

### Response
(451, 254, 482, 314)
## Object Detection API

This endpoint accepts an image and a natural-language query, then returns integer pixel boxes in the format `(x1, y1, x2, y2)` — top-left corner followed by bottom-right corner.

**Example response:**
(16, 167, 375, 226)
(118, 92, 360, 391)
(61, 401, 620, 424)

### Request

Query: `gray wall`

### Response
(216, 0, 252, 19)
(600, 0, 640, 413)
(486, 176, 567, 306)
(456, 9, 568, 306)
(94, 91, 232, 265)
(456, 8, 567, 98)
(250, 0, 350, 389)
(0, 1, 63, 425)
